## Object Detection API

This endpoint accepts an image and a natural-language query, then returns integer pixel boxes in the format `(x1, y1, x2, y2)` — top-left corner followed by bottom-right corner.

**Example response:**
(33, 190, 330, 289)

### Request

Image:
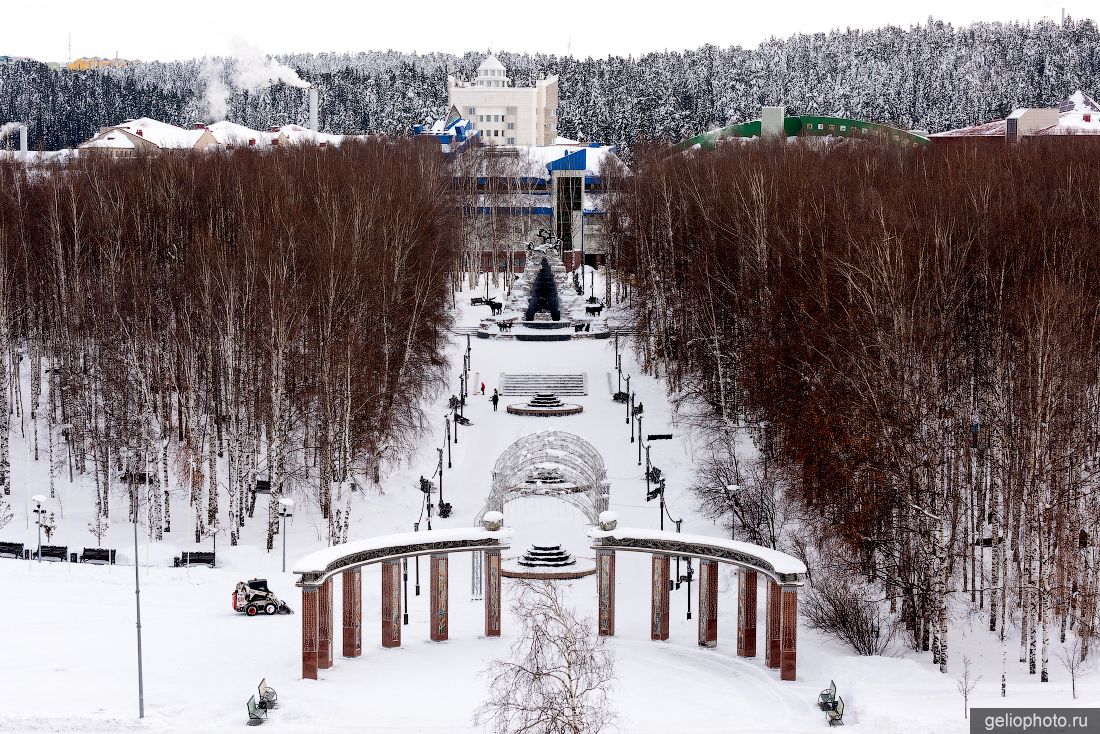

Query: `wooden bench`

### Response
(174, 551, 216, 568)
(80, 547, 117, 564)
(34, 545, 68, 562)
(120, 471, 150, 484)
(818, 679, 837, 710)
(470, 296, 487, 306)
(246, 694, 267, 725)
(827, 696, 844, 726)
(252, 479, 272, 494)
(0, 541, 24, 559)
(258, 678, 278, 709)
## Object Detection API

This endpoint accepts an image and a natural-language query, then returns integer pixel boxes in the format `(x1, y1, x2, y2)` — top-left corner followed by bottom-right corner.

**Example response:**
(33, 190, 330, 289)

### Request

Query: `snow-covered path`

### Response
(0, 276, 1094, 732)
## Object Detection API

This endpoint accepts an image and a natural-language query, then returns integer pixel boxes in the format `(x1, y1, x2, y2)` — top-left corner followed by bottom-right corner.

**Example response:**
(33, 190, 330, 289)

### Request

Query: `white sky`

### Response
(5, 0, 1093, 63)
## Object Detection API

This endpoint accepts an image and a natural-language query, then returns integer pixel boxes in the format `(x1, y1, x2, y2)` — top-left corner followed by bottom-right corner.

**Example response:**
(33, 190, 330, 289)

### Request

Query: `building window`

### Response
(508, 122, 515, 129)
(507, 137, 515, 144)
(467, 107, 475, 115)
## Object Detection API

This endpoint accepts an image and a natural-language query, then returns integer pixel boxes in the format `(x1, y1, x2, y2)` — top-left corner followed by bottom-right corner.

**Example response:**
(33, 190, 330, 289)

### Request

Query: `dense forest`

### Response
(0, 143, 457, 550)
(609, 139, 1100, 687)
(3, 18, 1100, 152)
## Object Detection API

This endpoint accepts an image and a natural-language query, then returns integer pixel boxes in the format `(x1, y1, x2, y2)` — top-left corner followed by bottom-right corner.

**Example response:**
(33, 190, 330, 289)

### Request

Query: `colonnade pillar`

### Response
(780, 587, 798, 681)
(342, 568, 362, 658)
(737, 570, 758, 657)
(430, 554, 449, 641)
(651, 554, 670, 641)
(765, 580, 781, 669)
(484, 550, 502, 637)
(698, 559, 718, 647)
(597, 549, 615, 636)
(301, 586, 319, 680)
(318, 578, 334, 669)
(382, 560, 402, 648)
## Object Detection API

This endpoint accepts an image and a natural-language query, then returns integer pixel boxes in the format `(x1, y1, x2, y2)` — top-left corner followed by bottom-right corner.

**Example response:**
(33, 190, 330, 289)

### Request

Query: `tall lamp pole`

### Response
(725, 484, 740, 540)
(624, 375, 631, 424)
(31, 494, 46, 561)
(278, 497, 295, 573)
(119, 445, 146, 721)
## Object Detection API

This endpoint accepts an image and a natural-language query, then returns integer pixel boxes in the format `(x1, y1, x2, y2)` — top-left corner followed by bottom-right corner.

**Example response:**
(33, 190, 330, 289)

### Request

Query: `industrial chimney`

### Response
(1, 122, 29, 157)
(308, 87, 319, 133)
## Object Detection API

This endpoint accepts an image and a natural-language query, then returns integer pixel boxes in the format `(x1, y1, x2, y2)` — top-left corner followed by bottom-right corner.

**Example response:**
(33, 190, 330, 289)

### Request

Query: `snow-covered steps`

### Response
(499, 372, 588, 396)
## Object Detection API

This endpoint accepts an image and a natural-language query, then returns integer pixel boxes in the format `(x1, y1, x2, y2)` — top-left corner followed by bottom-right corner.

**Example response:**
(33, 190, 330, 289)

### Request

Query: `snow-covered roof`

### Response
(205, 120, 275, 146)
(933, 91, 1100, 138)
(479, 54, 506, 72)
(588, 526, 807, 580)
(100, 117, 209, 149)
(293, 527, 512, 580)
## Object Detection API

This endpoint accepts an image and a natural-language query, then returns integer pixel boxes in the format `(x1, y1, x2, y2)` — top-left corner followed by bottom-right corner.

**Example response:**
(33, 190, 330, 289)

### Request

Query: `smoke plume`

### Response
(201, 36, 310, 121)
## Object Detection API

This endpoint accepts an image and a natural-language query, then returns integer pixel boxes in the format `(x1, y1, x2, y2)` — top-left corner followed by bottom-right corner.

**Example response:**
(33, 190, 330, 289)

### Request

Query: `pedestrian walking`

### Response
(481, 382, 486, 395)
(491, 389, 500, 412)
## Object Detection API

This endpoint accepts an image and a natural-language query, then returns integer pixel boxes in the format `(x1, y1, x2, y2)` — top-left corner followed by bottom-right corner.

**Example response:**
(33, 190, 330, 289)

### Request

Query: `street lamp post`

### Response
(444, 416, 452, 468)
(413, 521, 421, 596)
(624, 376, 631, 424)
(402, 557, 409, 625)
(637, 412, 644, 465)
(31, 495, 47, 561)
(118, 445, 146, 721)
(278, 497, 295, 573)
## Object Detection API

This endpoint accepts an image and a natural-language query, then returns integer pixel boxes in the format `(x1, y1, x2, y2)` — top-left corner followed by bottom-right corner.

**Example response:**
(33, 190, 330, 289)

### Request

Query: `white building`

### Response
(448, 55, 558, 146)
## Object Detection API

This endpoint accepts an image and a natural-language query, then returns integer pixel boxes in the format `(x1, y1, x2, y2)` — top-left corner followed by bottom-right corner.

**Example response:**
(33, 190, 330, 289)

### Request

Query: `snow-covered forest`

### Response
(4, 18, 1100, 152)
(609, 139, 1100, 689)
(0, 142, 457, 551)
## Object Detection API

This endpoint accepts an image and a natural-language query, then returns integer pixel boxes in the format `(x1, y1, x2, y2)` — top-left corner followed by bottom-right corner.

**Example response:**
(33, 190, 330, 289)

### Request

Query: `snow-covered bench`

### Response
(79, 547, 116, 564)
(174, 551, 216, 567)
(34, 544, 69, 562)
(827, 696, 845, 726)
(0, 541, 24, 559)
(818, 679, 837, 710)
(246, 694, 267, 725)
(257, 678, 277, 709)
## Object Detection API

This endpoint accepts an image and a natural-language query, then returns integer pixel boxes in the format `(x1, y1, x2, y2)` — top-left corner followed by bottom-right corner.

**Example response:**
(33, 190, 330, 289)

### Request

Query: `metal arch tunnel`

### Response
(672, 114, 931, 152)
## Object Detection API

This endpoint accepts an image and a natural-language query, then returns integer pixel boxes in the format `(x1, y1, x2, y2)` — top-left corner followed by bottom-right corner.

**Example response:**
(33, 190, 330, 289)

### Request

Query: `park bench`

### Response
(174, 551, 216, 567)
(253, 479, 272, 494)
(246, 694, 267, 725)
(818, 680, 837, 710)
(34, 545, 69, 562)
(826, 696, 845, 726)
(612, 391, 629, 404)
(454, 414, 472, 427)
(80, 547, 117, 564)
(470, 296, 487, 306)
(257, 678, 278, 709)
(120, 471, 150, 484)
(0, 541, 24, 559)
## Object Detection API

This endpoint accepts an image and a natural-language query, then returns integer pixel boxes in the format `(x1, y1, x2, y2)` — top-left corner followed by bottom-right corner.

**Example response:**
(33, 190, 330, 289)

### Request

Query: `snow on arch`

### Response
(477, 430, 611, 526)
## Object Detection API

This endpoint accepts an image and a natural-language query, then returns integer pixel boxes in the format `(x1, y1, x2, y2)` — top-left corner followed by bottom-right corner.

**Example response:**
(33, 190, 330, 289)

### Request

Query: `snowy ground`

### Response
(0, 273, 1095, 733)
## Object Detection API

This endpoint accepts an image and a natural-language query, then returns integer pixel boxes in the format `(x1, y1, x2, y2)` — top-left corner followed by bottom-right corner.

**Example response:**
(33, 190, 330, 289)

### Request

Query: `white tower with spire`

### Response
(447, 54, 558, 146)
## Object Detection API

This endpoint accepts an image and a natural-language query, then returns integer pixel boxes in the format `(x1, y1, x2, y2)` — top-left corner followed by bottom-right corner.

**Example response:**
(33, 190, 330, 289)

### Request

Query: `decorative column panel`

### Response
(651, 554, 670, 641)
(484, 550, 502, 637)
(342, 568, 362, 658)
(780, 587, 798, 681)
(737, 570, 758, 657)
(301, 586, 319, 680)
(381, 560, 402, 648)
(765, 580, 781, 669)
(698, 560, 718, 648)
(430, 553, 449, 641)
(596, 549, 616, 636)
(318, 578, 334, 669)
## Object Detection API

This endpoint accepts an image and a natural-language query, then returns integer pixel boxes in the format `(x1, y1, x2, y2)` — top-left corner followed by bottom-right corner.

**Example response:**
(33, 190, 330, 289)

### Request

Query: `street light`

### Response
(118, 446, 146, 720)
(31, 494, 46, 561)
(278, 497, 295, 573)
(624, 376, 631, 424)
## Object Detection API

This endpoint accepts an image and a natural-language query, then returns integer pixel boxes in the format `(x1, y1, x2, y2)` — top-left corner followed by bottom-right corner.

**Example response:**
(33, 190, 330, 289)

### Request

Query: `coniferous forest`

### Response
(3, 18, 1100, 152)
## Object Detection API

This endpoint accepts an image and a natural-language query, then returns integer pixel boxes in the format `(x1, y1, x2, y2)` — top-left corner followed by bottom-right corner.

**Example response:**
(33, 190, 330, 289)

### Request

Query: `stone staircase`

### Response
(499, 373, 587, 396)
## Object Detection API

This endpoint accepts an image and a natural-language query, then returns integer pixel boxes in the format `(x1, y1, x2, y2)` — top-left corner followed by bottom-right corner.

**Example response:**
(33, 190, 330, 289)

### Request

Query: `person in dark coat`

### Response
(491, 390, 500, 412)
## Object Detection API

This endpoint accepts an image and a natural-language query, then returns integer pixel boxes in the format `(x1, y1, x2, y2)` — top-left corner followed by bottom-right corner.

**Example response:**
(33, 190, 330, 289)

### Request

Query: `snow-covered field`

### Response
(0, 275, 1095, 733)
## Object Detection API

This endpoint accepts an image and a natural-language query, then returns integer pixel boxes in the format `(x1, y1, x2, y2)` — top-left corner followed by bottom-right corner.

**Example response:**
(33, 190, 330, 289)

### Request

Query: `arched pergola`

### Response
(588, 516, 807, 682)
(471, 431, 610, 597)
(476, 430, 611, 524)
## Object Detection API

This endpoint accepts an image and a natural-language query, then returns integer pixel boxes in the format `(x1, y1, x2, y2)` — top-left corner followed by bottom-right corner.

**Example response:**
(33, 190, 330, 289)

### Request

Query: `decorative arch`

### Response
(476, 430, 611, 525)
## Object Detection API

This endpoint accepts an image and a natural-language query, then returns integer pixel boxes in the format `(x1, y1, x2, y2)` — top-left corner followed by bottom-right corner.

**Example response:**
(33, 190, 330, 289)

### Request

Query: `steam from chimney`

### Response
(0, 122, 29, 155)
(201, 35, 311, 121)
